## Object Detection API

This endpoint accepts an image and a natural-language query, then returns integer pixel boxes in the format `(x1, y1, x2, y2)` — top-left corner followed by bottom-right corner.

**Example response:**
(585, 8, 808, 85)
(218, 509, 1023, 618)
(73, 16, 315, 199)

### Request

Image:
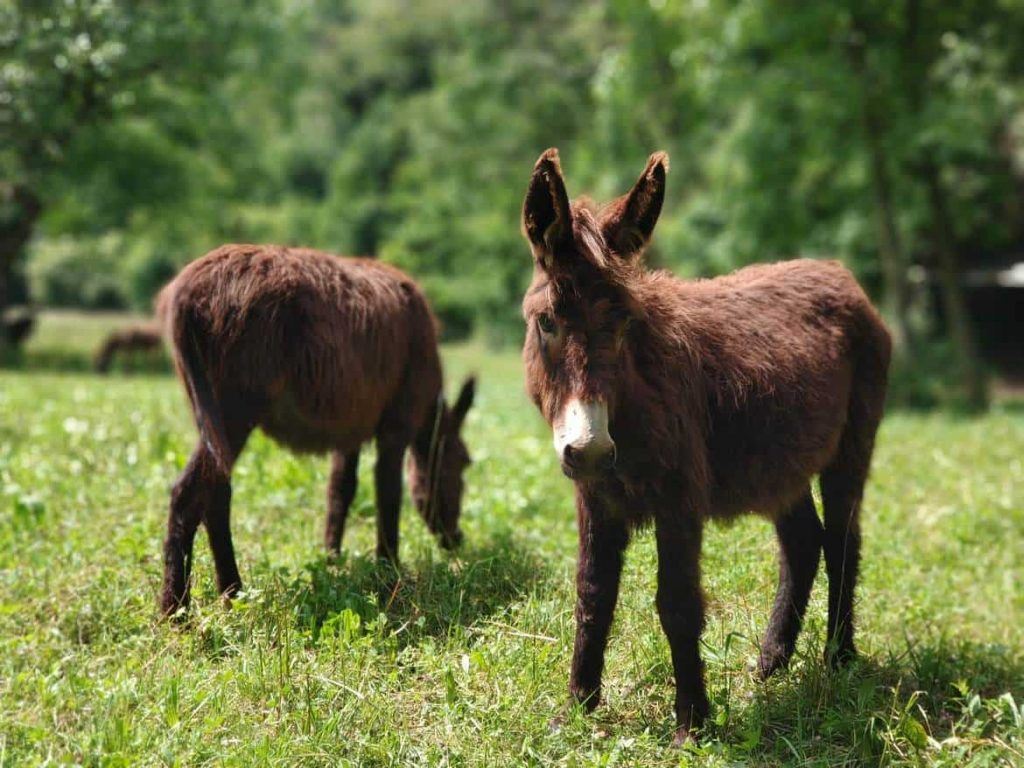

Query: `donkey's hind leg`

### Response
(325, 449, 360, 554)
(161, 443, 226, 616)
(201, 406, 253, 604)
(758, 489, 823, 679)
(820, 453, 872, 667)
(820, 395, 883, 666)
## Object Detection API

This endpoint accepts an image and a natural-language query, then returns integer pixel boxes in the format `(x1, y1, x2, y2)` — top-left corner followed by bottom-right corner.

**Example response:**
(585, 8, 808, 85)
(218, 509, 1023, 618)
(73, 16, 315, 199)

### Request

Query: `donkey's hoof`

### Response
(756, 645, 792, 680)
(568, 687, 601, 713)
(375, 552, 401, 569)
(826, 645, 859, 670)
(218, 587, 242, 608)
(159, 601, 190, 623)
(671, 725, 698, 747)
(159, 586, 191, 619)
(550, 690, 599, 732)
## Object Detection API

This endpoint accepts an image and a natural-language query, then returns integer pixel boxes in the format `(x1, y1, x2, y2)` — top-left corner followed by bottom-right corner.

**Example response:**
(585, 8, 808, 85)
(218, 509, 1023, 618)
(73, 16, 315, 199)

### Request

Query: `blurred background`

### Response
(1, 0, 1022, 409)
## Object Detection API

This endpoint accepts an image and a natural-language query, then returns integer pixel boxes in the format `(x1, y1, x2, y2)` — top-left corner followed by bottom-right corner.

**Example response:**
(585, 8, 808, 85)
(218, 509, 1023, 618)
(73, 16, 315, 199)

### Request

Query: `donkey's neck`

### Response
(608, 278, 710, 472)
(412, 392, 444, 460)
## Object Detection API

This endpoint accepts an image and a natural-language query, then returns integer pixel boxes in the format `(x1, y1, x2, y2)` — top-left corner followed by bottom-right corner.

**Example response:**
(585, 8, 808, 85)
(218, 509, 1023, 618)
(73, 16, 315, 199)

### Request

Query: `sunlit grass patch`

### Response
(0, 350, 1021, 765)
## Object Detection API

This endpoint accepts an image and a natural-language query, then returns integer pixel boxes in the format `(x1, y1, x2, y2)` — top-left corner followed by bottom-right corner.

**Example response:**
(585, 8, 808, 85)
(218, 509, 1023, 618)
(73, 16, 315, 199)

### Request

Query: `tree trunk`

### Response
(846, 29, 912, 350)
(863, 118, 911, 350)
(920, 162, 989, 411)
(0, 183, 41, 350)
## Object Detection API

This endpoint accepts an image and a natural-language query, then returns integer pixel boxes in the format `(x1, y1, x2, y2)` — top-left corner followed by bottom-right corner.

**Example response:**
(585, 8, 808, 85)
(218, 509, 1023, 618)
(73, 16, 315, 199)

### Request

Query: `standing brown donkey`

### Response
(157, 244, 475, 617)
(520, 150, 890, 744)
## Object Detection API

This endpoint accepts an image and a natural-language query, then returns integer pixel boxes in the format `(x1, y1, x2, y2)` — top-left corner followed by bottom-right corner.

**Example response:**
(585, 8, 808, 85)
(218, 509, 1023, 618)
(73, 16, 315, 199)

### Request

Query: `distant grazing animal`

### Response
(156, 244, 475, 617)
(94, 323, 163, 373)
(520, 149, 890, 744)
(2, 306, 34, 346)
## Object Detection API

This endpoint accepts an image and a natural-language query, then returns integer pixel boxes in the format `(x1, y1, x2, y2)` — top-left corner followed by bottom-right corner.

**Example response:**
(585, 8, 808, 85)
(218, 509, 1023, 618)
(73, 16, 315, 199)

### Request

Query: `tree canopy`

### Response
(3, 0, 1023, 402)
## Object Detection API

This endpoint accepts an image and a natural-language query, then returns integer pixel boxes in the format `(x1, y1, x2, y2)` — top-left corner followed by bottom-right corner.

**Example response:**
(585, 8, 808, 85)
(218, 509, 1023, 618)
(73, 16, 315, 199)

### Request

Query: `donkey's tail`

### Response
(169, 304, 233, 475)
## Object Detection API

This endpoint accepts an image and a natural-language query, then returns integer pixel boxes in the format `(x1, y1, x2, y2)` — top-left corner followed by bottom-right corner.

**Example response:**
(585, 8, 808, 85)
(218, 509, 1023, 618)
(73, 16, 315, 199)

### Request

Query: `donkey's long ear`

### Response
(522, 148, 571, 269)
(601, 151, 669, 259)
(451, 375, 476, 430)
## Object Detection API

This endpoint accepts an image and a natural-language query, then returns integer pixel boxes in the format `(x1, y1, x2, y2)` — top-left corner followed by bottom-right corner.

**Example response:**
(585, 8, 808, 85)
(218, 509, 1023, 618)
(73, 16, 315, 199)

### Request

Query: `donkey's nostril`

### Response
(562, 441, 616, 477)
(562, 444, 582, 470)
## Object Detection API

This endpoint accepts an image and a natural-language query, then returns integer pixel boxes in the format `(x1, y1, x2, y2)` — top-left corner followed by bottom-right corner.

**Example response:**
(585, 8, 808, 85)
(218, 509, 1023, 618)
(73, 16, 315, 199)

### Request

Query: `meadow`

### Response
(0, 315, 1022, 766)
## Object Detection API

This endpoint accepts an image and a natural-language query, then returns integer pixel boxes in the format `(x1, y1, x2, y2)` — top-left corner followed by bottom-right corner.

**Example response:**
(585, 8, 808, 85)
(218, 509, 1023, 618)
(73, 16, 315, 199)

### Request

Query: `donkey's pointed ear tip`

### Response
(649, 151, 670, 174)
(536, 147, 561, 170)
(452, 374, 477, 424)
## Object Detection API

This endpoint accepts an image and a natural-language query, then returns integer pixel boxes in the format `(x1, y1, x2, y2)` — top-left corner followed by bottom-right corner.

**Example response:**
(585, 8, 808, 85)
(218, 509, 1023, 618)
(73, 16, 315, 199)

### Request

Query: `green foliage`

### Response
(0, 338, 1022, 764)
(5, 0, 1024, 372)
(27, 234, 127, 309)
(888, 339, 996, 411)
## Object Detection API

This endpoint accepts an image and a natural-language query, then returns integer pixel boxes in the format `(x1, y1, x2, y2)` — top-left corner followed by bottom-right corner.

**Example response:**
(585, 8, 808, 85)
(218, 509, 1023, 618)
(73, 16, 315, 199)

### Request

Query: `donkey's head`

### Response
(407, 376, 476, 548)
(520, 148, 668, 481)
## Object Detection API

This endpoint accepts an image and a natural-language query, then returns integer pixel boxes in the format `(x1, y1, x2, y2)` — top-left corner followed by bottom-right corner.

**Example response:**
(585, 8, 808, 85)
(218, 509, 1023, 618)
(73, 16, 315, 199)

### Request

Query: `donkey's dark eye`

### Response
(537, 313, 556, 335)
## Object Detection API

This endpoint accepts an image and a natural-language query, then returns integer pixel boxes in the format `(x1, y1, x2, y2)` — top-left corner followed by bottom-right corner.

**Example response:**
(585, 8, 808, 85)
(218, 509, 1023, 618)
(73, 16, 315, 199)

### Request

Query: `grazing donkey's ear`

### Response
(522, 148, 571, 269)
(452, 375, 476, 430)
(601, 151, 669, 259)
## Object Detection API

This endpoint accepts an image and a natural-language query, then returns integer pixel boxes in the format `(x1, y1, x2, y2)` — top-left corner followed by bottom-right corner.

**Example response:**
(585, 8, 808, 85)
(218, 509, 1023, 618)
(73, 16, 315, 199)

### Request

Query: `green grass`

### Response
(1, 328, 1022, 765)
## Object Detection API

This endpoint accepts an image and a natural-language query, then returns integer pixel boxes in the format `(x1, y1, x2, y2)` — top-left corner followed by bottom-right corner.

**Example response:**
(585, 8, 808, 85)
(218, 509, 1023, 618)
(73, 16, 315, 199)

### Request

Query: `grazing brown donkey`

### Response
(157, 244, 475, 616)
(94, 322, 163, 373)
(520, 149, 890, 744)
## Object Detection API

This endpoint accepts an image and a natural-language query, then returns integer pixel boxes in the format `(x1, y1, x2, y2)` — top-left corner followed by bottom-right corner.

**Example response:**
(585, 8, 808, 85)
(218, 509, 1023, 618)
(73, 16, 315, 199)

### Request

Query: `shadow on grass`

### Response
(281, 531, 550, 648)
(1, 347, 172, 374)
(729, 636, 1024, 763)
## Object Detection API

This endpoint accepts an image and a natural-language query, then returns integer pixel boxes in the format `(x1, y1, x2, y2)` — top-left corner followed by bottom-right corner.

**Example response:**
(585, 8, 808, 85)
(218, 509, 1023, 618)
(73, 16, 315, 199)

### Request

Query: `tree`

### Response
(0, 0, 284, 346)
(608, 0, 1024, 407)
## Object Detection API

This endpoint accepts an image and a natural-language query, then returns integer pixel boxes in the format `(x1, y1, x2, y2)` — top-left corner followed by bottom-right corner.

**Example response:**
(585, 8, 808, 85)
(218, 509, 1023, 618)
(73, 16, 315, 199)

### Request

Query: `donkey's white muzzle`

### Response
(552, 398, 616, 479)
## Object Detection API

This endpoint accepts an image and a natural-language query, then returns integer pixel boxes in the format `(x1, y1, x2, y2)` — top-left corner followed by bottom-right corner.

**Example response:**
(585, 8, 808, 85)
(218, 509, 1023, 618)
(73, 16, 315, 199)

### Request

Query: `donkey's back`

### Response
(158, 243, 441, 456)
(674, 258, 891, 519)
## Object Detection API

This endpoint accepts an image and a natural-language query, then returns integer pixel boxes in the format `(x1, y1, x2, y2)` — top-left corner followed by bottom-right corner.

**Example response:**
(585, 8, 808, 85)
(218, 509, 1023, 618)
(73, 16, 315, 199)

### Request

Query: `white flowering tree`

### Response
(0, 0, 277, 347)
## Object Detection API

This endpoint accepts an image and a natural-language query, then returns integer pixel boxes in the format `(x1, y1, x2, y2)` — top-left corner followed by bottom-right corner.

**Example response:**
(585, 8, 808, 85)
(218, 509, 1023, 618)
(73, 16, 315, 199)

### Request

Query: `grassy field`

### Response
(1, 319, 1022, 766)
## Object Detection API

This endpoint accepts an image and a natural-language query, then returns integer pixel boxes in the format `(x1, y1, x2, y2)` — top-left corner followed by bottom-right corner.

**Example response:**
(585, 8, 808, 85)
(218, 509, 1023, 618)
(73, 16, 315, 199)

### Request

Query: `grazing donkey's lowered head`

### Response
(406, 376, 476, 549)
(521, 148, 668, 482)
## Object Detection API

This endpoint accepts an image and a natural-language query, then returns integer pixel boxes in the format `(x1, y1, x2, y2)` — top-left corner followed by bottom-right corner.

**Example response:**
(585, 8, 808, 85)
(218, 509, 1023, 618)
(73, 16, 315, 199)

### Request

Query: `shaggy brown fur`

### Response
(156, 244, 475, 616)
(94, 323, 163, 373)
(521, 149, 890, 744)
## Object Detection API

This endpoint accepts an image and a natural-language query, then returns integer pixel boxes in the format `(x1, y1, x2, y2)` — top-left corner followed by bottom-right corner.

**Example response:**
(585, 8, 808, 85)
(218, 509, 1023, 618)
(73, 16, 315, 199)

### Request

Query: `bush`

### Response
(124, 247, 178, 312)
(888, 339, 989, 411)
(421, 277, 477, 342)
(27, 235, 128, 310)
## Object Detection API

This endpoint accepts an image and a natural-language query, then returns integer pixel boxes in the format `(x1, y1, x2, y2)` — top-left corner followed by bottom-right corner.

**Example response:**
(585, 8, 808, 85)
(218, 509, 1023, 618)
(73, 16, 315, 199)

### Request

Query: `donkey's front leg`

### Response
(568, 490, 629, 712)
(654, 515, 708, 745)
(374, 437, 407, 562)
